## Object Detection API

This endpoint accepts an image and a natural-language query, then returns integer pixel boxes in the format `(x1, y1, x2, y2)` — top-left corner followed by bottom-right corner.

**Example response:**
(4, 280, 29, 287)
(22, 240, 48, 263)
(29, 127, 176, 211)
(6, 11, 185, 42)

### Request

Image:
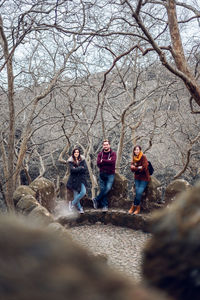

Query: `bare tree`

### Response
(0, 0, 92, 209)
(1, 0, 200, 211)
(119, 0, 200, 108)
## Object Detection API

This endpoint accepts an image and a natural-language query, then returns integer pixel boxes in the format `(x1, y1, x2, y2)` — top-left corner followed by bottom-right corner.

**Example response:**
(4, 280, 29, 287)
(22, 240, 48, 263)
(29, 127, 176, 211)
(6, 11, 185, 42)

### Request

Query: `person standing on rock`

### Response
(129, 145, 150, 215)
(92, 139, 117, 212)
(66, 148, 88, 214)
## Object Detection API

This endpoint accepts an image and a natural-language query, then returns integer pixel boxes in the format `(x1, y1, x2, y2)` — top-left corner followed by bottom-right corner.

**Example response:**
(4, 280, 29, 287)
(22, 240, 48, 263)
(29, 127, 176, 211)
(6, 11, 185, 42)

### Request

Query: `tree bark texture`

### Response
(166, 0, 200, 107)
(0, 15, 15, 209)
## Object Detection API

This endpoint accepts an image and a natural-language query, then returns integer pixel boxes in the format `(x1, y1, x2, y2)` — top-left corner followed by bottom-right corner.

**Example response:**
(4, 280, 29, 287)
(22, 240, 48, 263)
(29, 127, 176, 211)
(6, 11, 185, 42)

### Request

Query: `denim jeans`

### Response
(72, 183, 86, 209)
(96, 173, 115, 208)
(134, 179, 148, 206)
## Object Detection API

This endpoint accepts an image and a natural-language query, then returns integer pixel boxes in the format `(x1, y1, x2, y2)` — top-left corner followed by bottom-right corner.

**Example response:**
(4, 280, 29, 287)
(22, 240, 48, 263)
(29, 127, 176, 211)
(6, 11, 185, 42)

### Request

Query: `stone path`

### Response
(67, 223, 151, 282)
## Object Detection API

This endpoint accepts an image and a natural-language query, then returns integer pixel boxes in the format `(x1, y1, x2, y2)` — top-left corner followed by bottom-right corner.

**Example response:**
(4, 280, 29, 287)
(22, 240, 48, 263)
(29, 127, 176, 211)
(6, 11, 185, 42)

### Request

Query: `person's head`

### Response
(103, 139, 111, 152)
(72, 148, 81, 160)
(133, 145, 141, 156)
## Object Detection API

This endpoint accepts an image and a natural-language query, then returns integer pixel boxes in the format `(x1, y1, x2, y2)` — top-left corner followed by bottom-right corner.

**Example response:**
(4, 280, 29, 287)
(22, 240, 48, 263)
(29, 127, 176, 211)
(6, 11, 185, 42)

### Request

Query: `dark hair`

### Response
(133, 145, 141, 154)
(72, 148, 81, 161)
(103, 139, 110, 144)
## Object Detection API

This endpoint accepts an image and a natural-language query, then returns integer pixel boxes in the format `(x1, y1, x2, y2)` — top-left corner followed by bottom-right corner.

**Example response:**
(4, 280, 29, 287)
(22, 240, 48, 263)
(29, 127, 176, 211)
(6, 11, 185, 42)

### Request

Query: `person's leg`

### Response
(134, 180, 148, 206)
(72, 184, 86, 210)
(129, 180, 141, 214)
(98, 174, 115, 208)
(94, 175, 107, 208)
(134, 180, 140, 206)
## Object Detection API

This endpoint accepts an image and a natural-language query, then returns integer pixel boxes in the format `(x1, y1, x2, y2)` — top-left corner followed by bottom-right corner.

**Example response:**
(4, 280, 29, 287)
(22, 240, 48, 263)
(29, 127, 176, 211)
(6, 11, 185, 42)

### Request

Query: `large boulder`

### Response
(141, 176, 163, 212)
(164, 179, 191, 205)
(27, 205, 55, 226)
(108, 173, 129, 209)
(29, 177, 56, 213)
(16, 194, 39, 215)
(13, 185, 36, 205)
(142, 181, 200, 300)
(0, 214, 171, 300)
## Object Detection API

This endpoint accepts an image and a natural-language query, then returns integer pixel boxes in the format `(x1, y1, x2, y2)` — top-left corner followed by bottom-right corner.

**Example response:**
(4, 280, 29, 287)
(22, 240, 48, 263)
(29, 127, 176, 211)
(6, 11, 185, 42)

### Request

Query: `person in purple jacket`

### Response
(92, 139, 117, 211)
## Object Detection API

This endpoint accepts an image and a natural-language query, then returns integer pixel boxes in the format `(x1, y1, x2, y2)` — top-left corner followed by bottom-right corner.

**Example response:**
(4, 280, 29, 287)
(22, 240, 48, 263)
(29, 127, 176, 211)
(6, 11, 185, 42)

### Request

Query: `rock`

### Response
(29, 177, 56, 213)
(81, 173, 129, 210)
(13, 185, 36, 205)
(164, 179, 191, 205)
(0, 214, 171, 300)
(47, 221, 68, 236)
(16, 194, 39, 214)
(141, 176, 163, 212)
(27, 205, 54, 226)
(142, 181, 200, 300)
(58, 209, 151, 233)
(108, 173, 129, 208)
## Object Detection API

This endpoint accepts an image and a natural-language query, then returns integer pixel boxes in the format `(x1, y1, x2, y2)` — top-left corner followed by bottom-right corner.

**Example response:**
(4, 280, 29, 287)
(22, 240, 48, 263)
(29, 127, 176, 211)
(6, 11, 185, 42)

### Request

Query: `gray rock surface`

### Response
(164, 179, 191, 205)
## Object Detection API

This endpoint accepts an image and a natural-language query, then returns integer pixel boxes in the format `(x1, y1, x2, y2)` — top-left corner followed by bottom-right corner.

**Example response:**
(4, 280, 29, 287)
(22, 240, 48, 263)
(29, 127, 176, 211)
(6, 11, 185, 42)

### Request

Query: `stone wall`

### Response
(58, 209, 151, 233)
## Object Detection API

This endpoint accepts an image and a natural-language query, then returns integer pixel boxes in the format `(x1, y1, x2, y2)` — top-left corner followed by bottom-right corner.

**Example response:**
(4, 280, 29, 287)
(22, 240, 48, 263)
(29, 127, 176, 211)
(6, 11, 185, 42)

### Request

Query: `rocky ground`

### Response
(67, 223, 151, 282)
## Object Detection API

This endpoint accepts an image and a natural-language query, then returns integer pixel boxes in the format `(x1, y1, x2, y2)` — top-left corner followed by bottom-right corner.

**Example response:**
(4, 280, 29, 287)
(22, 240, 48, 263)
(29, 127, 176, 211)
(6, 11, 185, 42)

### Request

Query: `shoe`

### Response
(102, 206, 108, 212)
(68, 201, 72, 211)
(79, 207, 84, 214)
(133, 205, 141, 215)
(92, 198, 98, 209)
(128, 205, 136, 215)
(68, 201, 75, 212)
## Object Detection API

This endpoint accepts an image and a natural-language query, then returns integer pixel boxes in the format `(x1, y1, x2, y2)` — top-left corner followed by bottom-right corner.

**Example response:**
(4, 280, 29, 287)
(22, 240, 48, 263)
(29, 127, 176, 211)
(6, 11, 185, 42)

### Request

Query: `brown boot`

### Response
(128, 205, 136, 214)
(133, 205, 140, 215)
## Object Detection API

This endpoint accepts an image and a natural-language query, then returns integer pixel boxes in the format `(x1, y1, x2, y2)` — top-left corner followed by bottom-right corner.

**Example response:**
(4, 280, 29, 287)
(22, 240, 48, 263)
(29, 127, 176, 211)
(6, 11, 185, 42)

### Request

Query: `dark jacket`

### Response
(97, 149, 116, 174)
(131, 154, 150, 182)
(66, 155, 88, 192)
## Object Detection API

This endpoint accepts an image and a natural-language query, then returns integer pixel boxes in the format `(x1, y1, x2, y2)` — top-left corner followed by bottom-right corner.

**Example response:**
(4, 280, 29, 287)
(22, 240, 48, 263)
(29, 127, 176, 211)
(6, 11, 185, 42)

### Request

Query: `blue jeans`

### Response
(134, 179, 148, 206)
(72, 183, 86, 209)
(96, 173, 115, 208)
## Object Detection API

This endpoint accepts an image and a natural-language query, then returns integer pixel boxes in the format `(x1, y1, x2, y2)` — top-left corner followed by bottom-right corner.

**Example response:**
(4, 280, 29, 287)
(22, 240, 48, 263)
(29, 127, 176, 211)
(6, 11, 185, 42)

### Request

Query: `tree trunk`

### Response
(0, 15, 15, 210)
(166, 0, 200, 106)
(116, 124, 125, 172)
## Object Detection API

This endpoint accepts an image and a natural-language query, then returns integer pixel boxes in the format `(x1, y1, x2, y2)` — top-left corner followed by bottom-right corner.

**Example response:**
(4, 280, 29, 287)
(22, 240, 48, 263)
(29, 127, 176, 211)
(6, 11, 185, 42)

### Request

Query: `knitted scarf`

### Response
(133, 151, 143, 163)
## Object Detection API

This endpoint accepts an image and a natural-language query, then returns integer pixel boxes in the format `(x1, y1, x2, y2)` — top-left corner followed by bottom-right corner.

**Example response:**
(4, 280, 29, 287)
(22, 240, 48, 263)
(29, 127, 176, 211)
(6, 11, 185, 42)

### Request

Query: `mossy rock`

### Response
(27, 206, 54, 226)
(16, 195, 39, 215)
(164, 179, 191, 205)
(29, 177, 56, 213)
(13, 186, 36, 205)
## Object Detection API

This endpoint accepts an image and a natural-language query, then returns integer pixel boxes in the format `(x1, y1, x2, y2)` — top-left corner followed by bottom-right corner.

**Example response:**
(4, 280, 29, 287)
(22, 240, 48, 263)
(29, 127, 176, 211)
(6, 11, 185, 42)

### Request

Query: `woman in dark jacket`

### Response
(66, 148, 88, 213)
(128, 145, 150, 215)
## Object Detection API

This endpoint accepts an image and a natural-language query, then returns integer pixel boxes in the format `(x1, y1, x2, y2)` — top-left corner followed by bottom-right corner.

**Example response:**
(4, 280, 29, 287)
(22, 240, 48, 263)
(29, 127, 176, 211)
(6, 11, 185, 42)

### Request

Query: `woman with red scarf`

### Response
(128, 145, 150, 215)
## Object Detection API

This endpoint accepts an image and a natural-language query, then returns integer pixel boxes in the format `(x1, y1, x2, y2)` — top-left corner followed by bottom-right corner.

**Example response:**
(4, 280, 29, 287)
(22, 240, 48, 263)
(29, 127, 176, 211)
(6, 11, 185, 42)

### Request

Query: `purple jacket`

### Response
(97, 149, 116, 174)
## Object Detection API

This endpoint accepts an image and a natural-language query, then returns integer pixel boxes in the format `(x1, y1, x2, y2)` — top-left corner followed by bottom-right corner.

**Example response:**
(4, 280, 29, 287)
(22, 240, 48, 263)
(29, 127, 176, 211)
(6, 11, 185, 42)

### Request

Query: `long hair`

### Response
(133, 145, 141, 155)
(72, 148, 81, 161)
